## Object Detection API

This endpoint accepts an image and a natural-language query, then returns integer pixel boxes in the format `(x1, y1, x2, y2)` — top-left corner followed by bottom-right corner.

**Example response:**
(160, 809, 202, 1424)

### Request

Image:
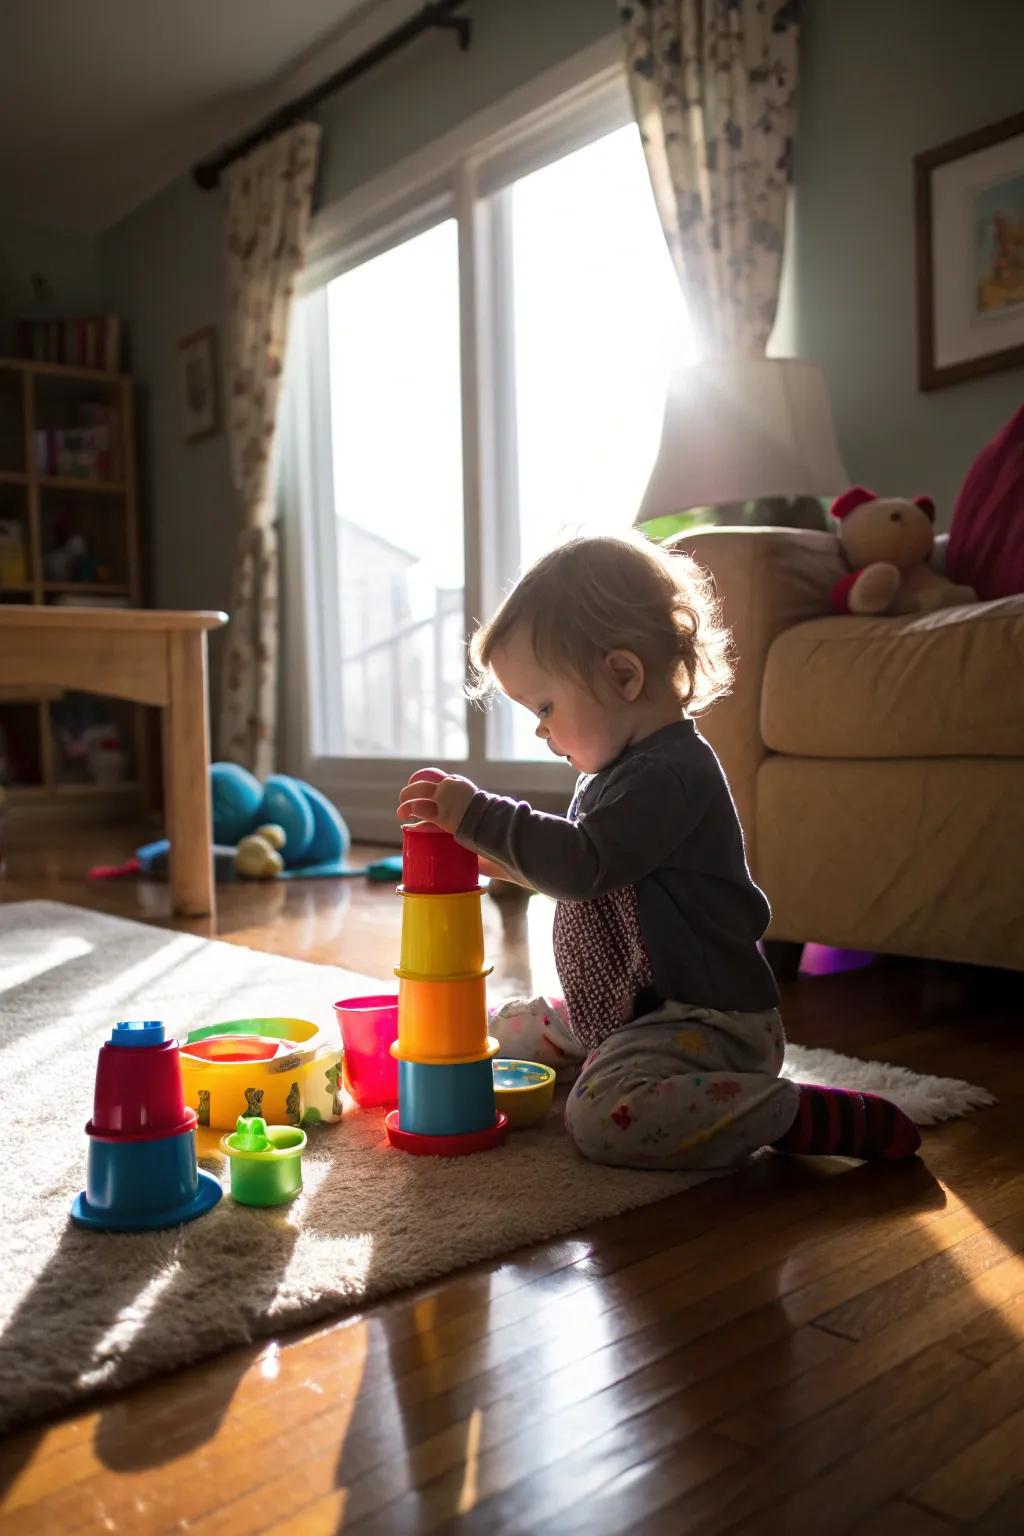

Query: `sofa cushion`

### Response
(757, 755, 1024, 969)
(761, 596, 1024, 758)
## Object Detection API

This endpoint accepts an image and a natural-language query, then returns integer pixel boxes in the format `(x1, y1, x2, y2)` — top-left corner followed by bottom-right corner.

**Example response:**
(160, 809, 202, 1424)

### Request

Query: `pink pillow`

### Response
(947, 405, 1024, 600)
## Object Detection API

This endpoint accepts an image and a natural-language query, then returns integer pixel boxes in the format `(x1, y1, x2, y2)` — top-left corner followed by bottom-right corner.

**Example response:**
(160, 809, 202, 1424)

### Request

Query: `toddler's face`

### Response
(489, 627, 631, 775)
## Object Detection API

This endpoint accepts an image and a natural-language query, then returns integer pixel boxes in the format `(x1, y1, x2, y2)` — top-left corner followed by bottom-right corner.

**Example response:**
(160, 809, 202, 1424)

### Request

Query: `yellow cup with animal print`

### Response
(178, 1017, 343, 1131)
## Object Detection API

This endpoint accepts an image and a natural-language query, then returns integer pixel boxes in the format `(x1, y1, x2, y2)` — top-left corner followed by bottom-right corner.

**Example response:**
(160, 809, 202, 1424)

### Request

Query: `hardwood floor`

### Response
(1, 823, 1022, 1534)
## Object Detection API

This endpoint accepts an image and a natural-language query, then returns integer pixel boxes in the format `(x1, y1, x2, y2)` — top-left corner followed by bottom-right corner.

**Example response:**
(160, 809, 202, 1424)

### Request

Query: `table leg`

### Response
(164, 630, 215, 917)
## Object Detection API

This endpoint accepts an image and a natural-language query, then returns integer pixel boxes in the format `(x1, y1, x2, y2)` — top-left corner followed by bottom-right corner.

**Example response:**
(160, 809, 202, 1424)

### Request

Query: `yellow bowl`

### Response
(397, 973, 491, 1062)
(179, 1017, 343, 1130)
(492, 1059, 556, 1129)
(398, 888, 486, 979)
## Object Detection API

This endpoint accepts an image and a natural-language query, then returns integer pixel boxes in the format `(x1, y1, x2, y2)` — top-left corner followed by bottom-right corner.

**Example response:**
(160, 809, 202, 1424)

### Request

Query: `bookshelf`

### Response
(0, 356, 144, 813)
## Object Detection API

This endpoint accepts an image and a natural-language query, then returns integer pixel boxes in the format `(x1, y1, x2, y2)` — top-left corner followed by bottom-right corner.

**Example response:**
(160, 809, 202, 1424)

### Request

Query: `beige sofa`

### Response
(670, 528, 1024, 973)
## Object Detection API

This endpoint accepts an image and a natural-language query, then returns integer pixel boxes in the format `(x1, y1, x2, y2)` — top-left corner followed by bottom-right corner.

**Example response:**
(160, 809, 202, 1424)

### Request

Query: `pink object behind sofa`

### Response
(947, 404, 1024, 600)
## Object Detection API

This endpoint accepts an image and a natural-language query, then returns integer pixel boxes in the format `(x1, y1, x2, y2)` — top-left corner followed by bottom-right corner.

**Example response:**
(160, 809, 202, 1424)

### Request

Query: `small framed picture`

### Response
(916, 111, 1024, 391)
(177, 326, 221, 442)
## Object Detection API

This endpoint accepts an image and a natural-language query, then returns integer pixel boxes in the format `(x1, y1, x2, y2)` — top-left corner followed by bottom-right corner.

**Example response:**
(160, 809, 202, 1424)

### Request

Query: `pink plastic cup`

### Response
(334, 994, 399, 1108)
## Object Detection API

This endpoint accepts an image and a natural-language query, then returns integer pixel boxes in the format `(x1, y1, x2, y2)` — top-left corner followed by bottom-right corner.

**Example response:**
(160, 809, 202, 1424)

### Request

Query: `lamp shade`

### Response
(635, 358, 849, 524)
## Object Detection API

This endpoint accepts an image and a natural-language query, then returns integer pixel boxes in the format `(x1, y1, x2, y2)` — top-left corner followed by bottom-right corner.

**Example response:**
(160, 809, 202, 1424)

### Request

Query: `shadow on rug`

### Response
(0, 901, 995, 1434)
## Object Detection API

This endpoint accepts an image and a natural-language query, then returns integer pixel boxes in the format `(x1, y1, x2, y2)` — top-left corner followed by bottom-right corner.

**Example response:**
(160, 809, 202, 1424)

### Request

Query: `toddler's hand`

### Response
(398, 769, 478, 835)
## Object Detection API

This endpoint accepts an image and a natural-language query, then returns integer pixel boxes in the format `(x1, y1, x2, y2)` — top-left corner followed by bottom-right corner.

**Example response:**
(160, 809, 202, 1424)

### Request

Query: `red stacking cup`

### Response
(402, 823, 479, 895)
(88, 1019, 196, 1141)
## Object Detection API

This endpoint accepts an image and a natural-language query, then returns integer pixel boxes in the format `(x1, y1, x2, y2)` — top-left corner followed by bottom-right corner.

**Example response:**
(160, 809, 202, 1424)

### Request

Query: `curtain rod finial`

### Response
(192, 0, 472, 192)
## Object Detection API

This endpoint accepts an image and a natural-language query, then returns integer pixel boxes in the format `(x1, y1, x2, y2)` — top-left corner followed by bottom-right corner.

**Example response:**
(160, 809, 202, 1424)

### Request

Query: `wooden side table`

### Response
(0, 606, 227, 916)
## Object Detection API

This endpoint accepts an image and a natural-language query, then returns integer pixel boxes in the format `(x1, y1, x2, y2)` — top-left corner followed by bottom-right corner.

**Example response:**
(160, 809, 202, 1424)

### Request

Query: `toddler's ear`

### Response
(604, 649, 645, 702)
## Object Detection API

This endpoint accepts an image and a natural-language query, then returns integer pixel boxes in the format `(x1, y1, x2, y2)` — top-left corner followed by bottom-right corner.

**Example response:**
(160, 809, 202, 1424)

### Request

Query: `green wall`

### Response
(99, 174, 233, 667)
(92, 0, 1024, 664)
(315, 0, 618, 208)
(0, 216, 101, 353)
(789, 0, 1024, 524)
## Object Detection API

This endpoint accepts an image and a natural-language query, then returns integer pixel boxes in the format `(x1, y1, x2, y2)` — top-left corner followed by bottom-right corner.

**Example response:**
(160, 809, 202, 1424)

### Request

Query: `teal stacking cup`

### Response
(72, 1019, 221, 1232)
(397, 1056, 496, 1137)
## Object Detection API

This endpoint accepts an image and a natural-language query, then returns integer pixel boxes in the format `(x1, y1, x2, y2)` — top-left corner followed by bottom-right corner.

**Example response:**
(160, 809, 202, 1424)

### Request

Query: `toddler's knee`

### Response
(563, 1079, 614, 1161)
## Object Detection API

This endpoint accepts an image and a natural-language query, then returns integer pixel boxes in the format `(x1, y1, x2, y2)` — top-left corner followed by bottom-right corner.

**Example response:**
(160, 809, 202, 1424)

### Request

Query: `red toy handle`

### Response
(87, 858, 142, 881)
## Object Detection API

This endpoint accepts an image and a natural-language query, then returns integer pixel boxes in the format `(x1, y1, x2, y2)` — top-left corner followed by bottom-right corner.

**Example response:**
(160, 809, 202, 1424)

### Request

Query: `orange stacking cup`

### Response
(398, 888, 486, 979)
(396, 972, 492, 1062)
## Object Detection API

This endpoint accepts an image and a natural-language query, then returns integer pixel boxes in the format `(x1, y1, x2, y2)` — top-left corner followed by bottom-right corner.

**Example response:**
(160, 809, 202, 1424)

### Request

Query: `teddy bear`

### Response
(829, 486, 977, 615)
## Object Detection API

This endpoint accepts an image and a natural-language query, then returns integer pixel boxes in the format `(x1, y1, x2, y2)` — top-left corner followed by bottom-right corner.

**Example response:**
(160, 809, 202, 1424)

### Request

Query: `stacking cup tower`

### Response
(72, 1019, 222, 1231)
(385, 824, 508, 1155)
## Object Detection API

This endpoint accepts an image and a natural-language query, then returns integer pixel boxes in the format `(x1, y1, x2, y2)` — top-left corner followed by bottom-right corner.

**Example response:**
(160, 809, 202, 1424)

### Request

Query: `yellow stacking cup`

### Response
(398, 888, 486, 979)
(397, 972, 492, 1062)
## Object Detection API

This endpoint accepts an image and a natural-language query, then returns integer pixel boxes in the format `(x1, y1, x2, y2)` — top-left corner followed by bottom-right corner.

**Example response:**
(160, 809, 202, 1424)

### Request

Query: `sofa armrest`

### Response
(666, 527, 846, 871)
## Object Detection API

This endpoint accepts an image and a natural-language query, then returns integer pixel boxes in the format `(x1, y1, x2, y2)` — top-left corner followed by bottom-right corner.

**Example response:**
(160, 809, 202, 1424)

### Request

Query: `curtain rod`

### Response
(192, 0, 472, 190)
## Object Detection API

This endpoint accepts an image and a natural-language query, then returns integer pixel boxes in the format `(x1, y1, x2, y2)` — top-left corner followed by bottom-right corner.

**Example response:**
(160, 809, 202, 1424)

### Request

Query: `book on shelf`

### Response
(32, 401, 121, 481)
(14, 313, 122, 374)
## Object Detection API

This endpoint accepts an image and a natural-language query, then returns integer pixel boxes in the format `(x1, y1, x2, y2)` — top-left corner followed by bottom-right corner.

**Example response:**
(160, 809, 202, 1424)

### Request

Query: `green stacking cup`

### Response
(219, 1115, 306, 1206)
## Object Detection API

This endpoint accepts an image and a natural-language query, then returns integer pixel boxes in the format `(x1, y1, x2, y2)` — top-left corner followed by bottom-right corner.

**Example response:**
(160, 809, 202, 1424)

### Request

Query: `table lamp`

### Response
(635, 358, 849, 536)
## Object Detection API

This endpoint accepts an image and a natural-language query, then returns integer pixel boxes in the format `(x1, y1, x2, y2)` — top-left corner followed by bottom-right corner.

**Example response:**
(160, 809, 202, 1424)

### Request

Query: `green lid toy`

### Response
(219, 1115, 306, 1207)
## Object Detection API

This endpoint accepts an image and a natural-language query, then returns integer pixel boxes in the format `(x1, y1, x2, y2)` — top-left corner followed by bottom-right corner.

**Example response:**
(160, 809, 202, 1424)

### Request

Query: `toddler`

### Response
(397, 535, 920, 1172)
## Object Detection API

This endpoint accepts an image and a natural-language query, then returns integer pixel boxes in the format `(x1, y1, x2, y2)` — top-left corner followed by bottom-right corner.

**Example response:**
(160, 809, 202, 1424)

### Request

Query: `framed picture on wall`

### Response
(177, 326, 221, 442)
(915, 110, 1024, 391)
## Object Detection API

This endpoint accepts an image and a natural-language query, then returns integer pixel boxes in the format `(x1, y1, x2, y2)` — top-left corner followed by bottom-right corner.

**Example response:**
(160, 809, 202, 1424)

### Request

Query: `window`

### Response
(287, 64, 694, 832)
(326, 220, 466, 761)
(489, 124, 693, 760)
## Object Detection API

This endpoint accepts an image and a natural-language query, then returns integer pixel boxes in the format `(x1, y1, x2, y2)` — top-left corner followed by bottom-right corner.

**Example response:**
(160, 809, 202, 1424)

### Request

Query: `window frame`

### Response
(281, 35, 636, 837)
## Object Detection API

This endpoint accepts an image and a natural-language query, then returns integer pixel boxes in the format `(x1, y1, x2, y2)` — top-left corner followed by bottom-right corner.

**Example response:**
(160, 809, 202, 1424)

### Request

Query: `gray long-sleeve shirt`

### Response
(457, 719, 778, 1045)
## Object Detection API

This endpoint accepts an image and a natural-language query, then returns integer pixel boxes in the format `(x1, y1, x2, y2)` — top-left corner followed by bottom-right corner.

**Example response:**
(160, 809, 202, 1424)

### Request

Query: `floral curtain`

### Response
(620, 0, 799, 357)
(218, 122, 321, 776)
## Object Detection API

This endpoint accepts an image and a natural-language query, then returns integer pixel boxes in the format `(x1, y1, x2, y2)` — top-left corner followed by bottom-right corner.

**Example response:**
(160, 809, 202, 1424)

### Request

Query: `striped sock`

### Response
(773, 1084, 921, 1160)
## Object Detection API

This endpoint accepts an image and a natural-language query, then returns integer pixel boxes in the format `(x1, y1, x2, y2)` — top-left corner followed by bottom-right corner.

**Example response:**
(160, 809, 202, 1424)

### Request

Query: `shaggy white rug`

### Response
(0, 900, 995, 1433)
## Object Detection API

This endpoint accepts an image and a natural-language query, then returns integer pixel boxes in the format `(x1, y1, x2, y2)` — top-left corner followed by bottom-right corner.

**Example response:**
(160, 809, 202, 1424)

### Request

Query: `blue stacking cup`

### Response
(72, 1128, 222, 1232)
(397, 1056, 496, 1137)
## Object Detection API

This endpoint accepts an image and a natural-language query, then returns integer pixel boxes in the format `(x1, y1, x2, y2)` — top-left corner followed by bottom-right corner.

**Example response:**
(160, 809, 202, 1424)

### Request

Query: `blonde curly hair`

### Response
(468, 533, 733, 715)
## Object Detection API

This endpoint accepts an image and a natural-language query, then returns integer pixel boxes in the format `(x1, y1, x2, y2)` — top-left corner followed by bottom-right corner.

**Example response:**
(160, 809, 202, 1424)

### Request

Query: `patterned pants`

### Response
(490, 996, 800, 1172)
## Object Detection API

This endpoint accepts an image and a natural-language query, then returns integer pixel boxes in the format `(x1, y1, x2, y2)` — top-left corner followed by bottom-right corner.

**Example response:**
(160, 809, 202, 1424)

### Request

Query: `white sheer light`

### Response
(498, 124, 693, 760)
(512, 123, 694, 570)
(327, 221, 467, 760)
